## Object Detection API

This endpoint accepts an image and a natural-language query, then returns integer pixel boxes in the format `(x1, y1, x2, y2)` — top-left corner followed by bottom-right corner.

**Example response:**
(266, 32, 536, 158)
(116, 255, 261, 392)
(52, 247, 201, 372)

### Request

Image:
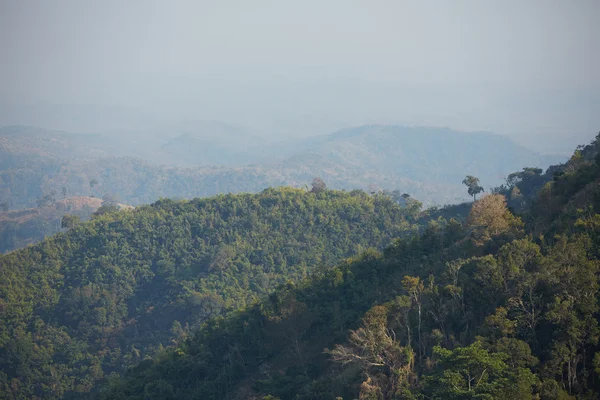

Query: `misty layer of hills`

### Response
(0, 123, 563, 212)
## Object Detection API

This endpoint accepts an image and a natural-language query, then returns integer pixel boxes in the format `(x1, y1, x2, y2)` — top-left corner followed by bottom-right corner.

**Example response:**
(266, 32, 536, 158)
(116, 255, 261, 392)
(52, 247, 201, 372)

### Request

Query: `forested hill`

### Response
(0, 124, 564, 210)
(285, 125, 562, 192)
(0, 188, 420, 399)
(100, 133, 600, 399)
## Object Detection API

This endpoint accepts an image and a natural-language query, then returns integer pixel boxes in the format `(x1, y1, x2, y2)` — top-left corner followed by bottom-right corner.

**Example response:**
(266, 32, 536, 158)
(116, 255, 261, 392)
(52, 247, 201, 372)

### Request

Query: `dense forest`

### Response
(94, 133, 600, 399)
(0, 187, 423, 399)
(3, 0, 596, 398)
(1, 126, 596, 399)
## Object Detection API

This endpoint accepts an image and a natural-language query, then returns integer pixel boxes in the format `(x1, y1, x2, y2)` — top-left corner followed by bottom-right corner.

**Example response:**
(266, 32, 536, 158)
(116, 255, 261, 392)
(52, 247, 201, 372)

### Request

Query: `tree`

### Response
(36, 194, 55, 208)
(424, 342, 539, 399)
(466, 194, 519, 245)
(401, 195, 423, 221)
(61, 214, 81, 230)
(381, 190, 407, 206)
(326, 305, 416, 399)
(543, 237, 600, 395)
(102, 193, 119, 206)
(0, 202, 8, 212)
(93, 204, 120, 217)
(143, 380, 175, 400)
(89, 179, 99, 196)
(402, 276, 426, 364)
(462, 175, 484, 201)
(61, 186, 68, 199)
(310, 177, 327, 193)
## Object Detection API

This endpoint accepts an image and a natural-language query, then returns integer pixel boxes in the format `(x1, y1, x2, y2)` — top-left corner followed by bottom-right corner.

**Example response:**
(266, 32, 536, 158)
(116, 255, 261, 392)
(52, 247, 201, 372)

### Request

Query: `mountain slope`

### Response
(280, 125, 562, 192)
(0, 188, 418, 399)
(0, 196, 131, 253)
(0, 125, 565, 212)
(156, 121, 274, 167)
(0, 125, 139, 162)
(101, 134, 600, 400)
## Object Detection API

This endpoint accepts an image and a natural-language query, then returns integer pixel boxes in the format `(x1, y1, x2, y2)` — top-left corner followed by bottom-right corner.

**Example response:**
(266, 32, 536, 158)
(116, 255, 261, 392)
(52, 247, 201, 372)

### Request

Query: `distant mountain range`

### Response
(0, 123, 565, 210)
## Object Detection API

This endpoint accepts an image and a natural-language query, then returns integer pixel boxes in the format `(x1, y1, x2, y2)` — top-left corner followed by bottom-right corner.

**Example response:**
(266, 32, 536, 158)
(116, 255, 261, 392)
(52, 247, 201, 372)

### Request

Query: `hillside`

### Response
(0, 196, 131, 253)
(100, 133, 600, 400)
(0, 125, 565, 210)
(0, 126, 111, 161)
(0, 188, 419, 399)
(296, 125, 561, 188)
(262, 125, 563, 204)
(156, 121, 275, 167)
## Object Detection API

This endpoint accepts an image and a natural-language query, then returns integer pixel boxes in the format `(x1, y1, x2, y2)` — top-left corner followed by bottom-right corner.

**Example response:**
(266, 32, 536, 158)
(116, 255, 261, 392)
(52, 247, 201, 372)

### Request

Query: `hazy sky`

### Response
(1, 0, 599, 152)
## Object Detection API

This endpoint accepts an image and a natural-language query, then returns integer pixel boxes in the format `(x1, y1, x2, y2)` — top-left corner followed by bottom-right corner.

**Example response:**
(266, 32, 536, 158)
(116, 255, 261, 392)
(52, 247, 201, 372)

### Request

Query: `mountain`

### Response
(0, 125, 565, 215)
(100, 133, 600, 400)
(261, 125, 564, 204)
(156, 121, 278, 167)
(1, 130, 598, 400)
(0, 125, 130, 161)
(0, 188, 419, 399)
(0, 126, 147, 210)
(296, 125, 561, 186)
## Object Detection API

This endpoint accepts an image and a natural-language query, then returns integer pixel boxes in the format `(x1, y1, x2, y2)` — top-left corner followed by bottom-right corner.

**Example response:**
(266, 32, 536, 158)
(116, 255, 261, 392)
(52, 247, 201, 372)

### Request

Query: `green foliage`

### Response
(0, 188, 417, 399)
(424, 342, 539, 399)
(61, 214, 81, 229)
(3, 132, 600, 400)
(462, 175, 484, 200)
(99, 134, 600, 400)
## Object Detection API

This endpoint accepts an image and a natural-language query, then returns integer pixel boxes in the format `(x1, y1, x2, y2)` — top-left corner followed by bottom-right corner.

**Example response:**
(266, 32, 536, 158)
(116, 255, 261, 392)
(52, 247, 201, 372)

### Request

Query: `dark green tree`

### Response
(462, 175, 484, 201)
(36, 193, 55, 208)
(89, 179, 99, 196)
(61, 214, 81, 230)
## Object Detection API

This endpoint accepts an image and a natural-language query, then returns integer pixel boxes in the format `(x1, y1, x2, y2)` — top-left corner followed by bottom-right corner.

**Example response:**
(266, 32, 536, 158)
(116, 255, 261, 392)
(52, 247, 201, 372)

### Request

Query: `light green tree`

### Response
(424, 341, 539, 399)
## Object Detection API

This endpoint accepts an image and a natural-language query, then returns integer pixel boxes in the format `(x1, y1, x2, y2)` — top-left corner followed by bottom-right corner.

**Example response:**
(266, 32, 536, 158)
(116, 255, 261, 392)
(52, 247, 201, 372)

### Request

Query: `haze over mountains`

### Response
(0, 100, 596, 156)
(2, 1, 600, 399)
(0, 123, 564, 213)
(1, 120, 567, 253)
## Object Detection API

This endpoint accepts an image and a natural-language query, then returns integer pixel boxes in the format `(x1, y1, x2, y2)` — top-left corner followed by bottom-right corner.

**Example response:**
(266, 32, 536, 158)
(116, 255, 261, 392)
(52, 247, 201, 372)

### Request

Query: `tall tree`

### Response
(89, 179, 99, 196)
(466, 194, 520, 245)
(462, 175, 484, 201)
(424, 342, 539, 399)
(61, 214, 81, 230)
(326, 305, 415, 399)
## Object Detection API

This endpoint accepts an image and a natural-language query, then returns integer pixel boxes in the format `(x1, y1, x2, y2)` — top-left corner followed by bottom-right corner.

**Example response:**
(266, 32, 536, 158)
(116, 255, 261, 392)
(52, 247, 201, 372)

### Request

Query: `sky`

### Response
(1, 0, 599, 153)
